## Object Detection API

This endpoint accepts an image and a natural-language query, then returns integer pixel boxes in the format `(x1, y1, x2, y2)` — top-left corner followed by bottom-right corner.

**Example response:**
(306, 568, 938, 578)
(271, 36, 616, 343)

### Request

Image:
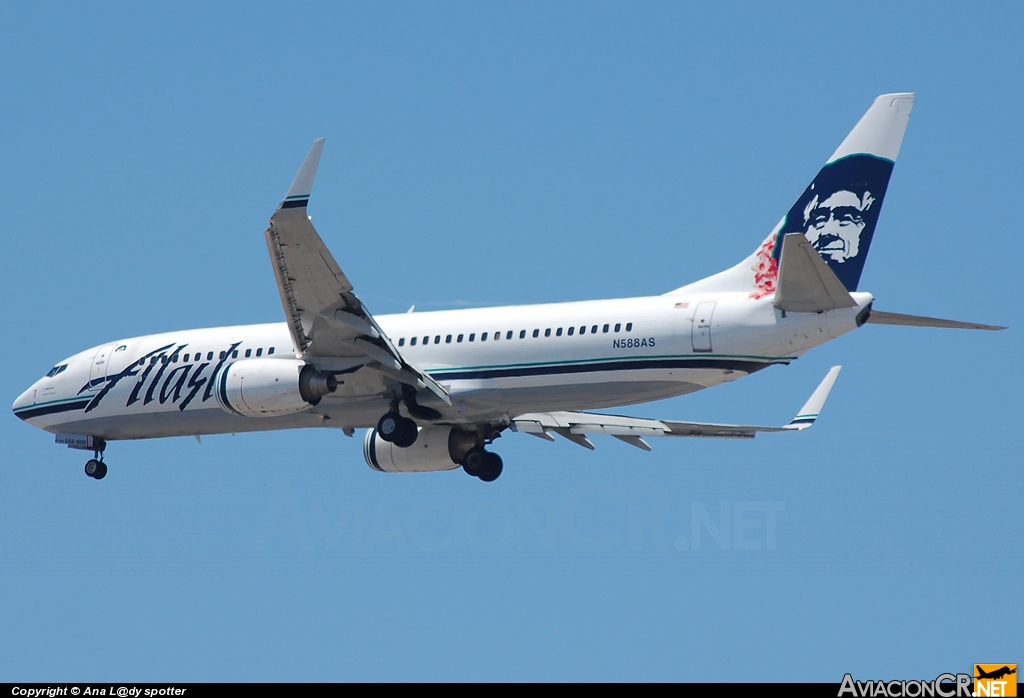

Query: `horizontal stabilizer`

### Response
(774, 234, 857, 313)
(865, 310, 1006, 331)
(510, 366, 842, 445)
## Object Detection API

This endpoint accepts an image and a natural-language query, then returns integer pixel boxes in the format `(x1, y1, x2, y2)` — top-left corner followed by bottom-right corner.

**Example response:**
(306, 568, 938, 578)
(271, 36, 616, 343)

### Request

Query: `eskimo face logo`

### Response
(803, 188, 875, 263)
(775, 153, 895, 292)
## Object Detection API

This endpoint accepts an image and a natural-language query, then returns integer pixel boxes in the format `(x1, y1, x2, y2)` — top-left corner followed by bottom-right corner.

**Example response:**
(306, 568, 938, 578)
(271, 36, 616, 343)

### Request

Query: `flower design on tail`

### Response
(749, 234, 779, 299)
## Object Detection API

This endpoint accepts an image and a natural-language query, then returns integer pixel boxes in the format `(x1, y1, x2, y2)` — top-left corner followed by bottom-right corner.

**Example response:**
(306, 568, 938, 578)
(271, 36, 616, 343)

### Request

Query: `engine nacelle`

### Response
(364, 426, 479, 473)
(214, 358, 336, 418)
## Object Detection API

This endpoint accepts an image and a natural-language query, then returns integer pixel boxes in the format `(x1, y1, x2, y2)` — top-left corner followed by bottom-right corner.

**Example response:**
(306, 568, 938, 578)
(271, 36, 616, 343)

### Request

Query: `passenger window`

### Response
(469, 333, 476, 342)
(544, 328, 551, 337)
(434, 335, 441, 344)
(480, 332, 487, 341)
(614, 323, 621, 332)
(172, 354, 179, 363)
(626, 322, 633, 332)
(232, 350, 239, 359)
(256, 348, 263, 356)
(532, 329, 539, 338)
(269, 348, 275, 355)
(410, 337, 417, 346)
(556, 328, 562, 336)
(208, 352, 214, 361)
(592, 325, 599, 334)
(567, 326, 574, 336)
(183, 354, 190, 362)
(457, 334, 463, 343)
(602, 324, 609, 333)
(520, 330, 526, 339)
(245, 349, 252, 358)
(580, 326, 586, 335)
(398, 338, 405, 346)
(506, 331, 512, 340)
(219, 352, 226, 360)
(423, 336, 429, 345)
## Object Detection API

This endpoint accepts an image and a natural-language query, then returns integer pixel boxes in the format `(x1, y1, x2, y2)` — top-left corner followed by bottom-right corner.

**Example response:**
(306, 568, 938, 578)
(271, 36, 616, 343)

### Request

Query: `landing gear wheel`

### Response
(85, 459, 106, 479)
(392, 417, 419, 448)
(477, 452, 503, 482)
(462, 448, 486, 476)
(377, 412, 403, 443)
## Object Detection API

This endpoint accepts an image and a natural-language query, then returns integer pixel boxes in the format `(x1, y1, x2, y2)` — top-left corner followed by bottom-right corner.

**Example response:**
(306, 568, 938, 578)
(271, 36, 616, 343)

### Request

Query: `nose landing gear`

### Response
(82, 440, 108, 480)
(85, 458, 107, 479)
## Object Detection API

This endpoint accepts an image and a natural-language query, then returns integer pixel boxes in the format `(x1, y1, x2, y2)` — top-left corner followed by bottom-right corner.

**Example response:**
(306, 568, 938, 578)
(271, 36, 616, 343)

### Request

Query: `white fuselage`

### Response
(12, 291, 872, 441)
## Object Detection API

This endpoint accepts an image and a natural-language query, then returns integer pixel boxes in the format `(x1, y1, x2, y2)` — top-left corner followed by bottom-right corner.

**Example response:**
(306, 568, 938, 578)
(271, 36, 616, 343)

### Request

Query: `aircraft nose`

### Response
(12, 385, 37, 421)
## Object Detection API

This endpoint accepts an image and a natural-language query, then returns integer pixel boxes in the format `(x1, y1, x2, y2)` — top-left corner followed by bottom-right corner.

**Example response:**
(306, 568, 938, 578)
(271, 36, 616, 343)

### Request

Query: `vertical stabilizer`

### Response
(669, 93, 914, 297)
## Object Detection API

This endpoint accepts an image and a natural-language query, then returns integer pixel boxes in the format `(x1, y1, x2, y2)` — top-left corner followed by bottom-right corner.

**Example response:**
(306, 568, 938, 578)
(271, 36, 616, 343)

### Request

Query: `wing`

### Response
(510, 366, 842, 449)
(264, 140, 451, 404)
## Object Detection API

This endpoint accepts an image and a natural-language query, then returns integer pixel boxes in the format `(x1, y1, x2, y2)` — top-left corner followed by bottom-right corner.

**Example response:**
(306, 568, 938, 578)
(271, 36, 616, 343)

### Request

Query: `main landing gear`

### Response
(376, 397, 505, 482)
(462, 447, 503, 482)
(377, 410, 419, 448)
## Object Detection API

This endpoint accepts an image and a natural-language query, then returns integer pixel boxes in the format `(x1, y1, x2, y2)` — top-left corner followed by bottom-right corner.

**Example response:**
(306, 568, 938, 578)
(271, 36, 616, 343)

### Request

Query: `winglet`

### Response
(280, 138, 325, 209)
(785, 365, 842, 430)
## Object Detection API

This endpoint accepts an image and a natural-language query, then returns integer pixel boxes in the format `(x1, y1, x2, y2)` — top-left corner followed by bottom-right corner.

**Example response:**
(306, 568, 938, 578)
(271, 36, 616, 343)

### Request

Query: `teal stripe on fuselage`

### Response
(423, 353, 794, 375)
(13, 394, 94, 413)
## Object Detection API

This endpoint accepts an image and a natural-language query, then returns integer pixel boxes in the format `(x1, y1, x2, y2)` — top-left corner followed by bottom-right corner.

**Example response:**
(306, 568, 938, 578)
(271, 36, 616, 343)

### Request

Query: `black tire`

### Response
(392, 418, 419, 448)
(462, 448, 486, 475)
(477, 452, 503, 482)
(85, 459, 101, 478)
(377, 412, 402, 442)
(94, 462, 108, 480)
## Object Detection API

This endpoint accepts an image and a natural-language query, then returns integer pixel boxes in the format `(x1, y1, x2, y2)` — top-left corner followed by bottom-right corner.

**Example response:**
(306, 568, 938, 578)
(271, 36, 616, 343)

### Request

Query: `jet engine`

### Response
(364, 426, 479, 473)
(214, 358, 336, 417)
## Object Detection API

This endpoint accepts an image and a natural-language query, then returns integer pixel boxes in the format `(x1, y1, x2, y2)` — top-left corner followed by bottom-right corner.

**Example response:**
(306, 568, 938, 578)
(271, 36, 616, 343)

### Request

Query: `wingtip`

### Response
(785, 366, 843, 429)
(281, 138, 326, 208)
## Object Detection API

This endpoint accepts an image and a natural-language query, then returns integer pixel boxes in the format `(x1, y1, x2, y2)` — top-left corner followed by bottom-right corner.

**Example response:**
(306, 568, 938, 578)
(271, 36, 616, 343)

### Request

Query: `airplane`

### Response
(11, 92, 1005, 483)
(975, 666, 1016, 681)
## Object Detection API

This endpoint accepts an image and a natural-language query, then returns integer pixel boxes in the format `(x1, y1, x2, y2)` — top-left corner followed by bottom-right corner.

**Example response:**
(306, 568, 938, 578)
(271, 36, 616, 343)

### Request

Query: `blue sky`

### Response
(1, 2, 1020, 681)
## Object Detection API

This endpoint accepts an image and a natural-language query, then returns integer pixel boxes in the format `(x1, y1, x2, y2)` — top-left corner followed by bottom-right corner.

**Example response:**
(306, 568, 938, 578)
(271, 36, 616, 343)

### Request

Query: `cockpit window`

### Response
(45, 364, 68, 378)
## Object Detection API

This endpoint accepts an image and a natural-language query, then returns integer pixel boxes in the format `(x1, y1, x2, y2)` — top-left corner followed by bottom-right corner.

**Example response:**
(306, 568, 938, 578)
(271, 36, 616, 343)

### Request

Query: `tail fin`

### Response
(669, 93, 914, 296)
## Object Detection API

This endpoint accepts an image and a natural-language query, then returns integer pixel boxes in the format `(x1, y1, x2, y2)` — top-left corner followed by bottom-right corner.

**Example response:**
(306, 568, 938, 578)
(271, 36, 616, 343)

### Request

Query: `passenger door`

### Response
(88, 343, 117, 390)
(691, 301, 716, 353)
